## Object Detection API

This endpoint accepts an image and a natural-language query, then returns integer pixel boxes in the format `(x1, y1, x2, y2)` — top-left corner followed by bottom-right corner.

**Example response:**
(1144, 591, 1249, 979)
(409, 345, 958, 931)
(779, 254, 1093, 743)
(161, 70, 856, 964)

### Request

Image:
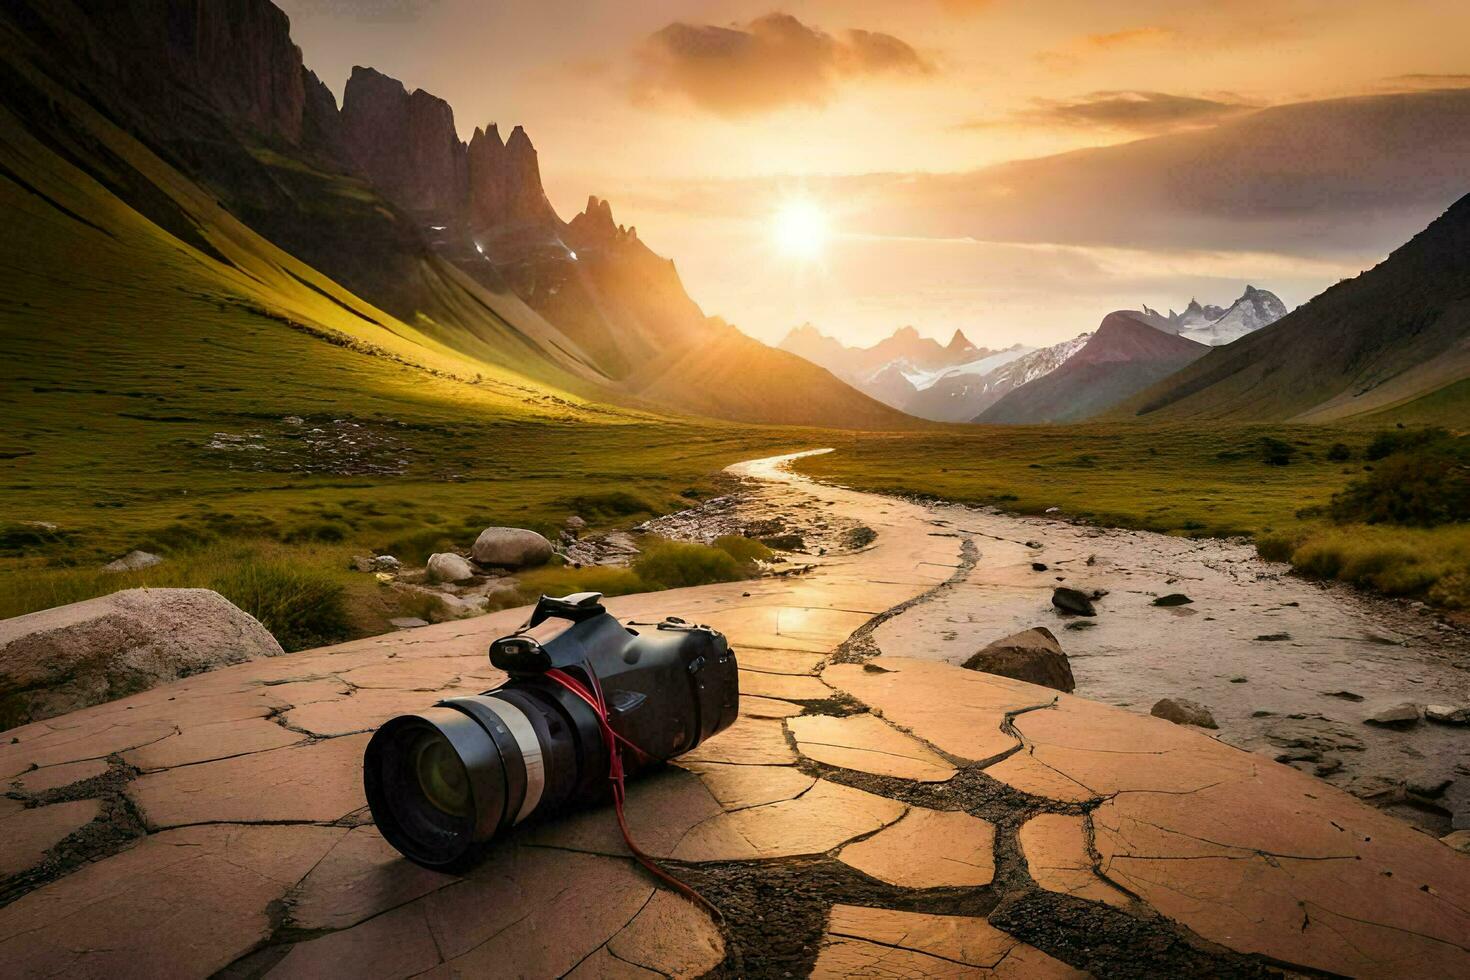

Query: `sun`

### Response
(772, 198, 830, 260)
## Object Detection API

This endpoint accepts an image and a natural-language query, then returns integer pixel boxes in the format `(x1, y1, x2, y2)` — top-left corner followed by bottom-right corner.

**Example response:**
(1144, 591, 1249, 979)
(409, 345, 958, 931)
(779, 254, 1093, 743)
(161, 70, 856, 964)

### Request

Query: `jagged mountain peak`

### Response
(946, 329, 977, 352)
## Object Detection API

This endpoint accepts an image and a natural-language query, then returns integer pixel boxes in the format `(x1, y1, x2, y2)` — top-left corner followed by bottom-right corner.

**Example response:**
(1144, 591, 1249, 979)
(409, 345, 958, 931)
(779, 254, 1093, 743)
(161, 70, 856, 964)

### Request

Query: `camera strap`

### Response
(543, 664, 723, 924)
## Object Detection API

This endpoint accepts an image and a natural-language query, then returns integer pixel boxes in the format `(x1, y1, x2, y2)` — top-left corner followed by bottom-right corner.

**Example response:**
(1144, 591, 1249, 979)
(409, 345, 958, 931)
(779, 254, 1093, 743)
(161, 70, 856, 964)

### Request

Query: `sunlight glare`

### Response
(773, 199, 830, 260)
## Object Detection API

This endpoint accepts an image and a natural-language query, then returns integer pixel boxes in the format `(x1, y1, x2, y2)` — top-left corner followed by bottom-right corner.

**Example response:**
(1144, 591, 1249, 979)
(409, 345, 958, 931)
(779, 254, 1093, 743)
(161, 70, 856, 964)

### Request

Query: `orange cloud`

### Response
(988, 90, 1258, 134)
(1085, 26, 1174, 48)
(634, 12, 933, 116)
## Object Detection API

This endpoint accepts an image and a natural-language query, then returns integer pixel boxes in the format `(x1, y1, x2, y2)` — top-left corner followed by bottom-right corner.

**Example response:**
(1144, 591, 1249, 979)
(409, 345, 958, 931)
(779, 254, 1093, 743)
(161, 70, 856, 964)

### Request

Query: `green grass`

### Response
(797, 424, 1469, 611)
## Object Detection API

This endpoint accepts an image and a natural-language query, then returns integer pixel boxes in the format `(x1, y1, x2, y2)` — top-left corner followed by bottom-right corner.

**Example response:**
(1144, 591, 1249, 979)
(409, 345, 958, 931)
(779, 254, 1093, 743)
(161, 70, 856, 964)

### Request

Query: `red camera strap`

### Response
(544, 667, 722, 923)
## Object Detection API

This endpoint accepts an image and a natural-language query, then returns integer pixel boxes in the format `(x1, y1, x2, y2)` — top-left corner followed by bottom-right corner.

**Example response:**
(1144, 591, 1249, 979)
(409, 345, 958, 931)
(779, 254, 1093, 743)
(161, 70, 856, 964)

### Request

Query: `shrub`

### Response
(1258, 437, 1296, 466)
(283, 520, 351, 543)
(712, 535, 772, 567)
(1364, 426, 1449, 461)
(379, 527, 461, 565)
(551, 490, 662, 521)
(1329, 434, 1468, 526)
(632, 538, 747, 589)
(514, 565, 650, 604)
(209, 561, 350, 651)
(1326, 442, 1352, 462)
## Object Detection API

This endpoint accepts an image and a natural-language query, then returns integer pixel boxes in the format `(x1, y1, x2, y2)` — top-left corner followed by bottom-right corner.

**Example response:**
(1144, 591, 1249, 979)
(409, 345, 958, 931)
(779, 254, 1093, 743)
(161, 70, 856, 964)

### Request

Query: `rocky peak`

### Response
(946, 329, 977, 353)
(340, 66, 467, 219)
(566, 195, 624, 247)
(467, 120, 558, 232)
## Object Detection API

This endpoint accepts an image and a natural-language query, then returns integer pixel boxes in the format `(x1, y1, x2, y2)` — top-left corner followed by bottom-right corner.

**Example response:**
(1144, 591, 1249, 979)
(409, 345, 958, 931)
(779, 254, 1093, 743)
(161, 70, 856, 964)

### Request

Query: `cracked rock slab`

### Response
(10, 757, 107, 794)
(0, 798, 102, 877)
(0, 824, 343, 978)
(1018, 813, 1129, 908)
(812, 905, 1087, 978)
(678, 761, 817, 811)
(128, 732, 371, 828)
(678, 715, 797, 766)
(823, 658, 1060, 764)
(673, 779, 906, 862)
(838, 806, 995, 888)
(788, 713, 956, 782)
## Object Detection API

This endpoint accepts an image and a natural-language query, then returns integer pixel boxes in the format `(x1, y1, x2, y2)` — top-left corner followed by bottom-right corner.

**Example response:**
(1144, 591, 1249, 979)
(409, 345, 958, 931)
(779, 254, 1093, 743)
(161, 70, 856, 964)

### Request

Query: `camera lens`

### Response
(412, 729, 470, 818)
(364, 706, 511, 868)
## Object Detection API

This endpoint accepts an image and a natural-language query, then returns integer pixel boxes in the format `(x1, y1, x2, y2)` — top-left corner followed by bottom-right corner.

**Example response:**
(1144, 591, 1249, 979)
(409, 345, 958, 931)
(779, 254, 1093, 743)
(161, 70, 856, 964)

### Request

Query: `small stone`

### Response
(1425, 705, 1470, 725)
(1151, 698, 1218, 729)
(1152, 593, 1193, 606)
(1051, 587, 1095, 616)
(1254, 633, 1291, 642)
(102, 550, 164, 573)
(1229, 676, 1248, 683)
(962, 627, 1075, 693)
(1251, 709, 1274, 717)
(370, 555, 401, 572)
(426, 552, 475, 584)
(1031, 562, 1048, 571)
(1044, 506, 1060, 513)
(1025, 540, 1043, 549)
(1365, 703, 1421, 728)
(1063, 621, 1095, 631)
(1325, 690, 1365, 702)
(389, 617, 429, 630)
(1442, 830, 1470, 853)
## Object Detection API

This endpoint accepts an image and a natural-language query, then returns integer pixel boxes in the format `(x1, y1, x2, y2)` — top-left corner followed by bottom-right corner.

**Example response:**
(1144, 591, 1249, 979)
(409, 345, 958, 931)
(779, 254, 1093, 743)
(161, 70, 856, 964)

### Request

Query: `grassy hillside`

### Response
(796, 425, 1468, 613)
(0, 51, 805, 637)
(1114, 195, 1470, 424)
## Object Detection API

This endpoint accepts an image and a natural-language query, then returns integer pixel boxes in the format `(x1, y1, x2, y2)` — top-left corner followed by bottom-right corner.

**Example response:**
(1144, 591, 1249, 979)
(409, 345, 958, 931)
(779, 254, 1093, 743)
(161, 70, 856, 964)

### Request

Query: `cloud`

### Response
(633, 13, 932, 116)
(998, 90, 1257, 134)
(1377, 73, 1470, 93)
(1083, 26, 1173, 48)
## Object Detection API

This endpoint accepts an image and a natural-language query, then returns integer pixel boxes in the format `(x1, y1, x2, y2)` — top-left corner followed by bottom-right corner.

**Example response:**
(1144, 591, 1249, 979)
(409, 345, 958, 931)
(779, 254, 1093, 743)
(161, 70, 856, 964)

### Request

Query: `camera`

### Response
(363, 592, 740, 869)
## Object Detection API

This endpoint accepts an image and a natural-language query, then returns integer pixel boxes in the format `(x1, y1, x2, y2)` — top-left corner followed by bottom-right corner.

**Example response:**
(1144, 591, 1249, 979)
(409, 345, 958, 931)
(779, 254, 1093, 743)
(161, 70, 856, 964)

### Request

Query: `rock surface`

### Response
(1366, 702, 1422, 728)
(0, 451, 1464, 978)
(1151, 696, 1219, 729)
(962, 626, 1075, 692)
(0, 588, 282, 727)
(469, 527, 553, 568)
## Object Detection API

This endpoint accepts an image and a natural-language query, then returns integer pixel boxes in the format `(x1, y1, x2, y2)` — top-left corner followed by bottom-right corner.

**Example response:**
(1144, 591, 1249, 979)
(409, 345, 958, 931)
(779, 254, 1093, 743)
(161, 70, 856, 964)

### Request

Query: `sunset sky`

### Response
(280, 0, 1470, 348)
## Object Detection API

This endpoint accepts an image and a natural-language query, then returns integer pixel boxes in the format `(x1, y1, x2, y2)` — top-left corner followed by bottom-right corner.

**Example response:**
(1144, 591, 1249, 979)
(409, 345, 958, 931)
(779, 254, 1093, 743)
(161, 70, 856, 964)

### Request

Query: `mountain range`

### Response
(782, 286, 1288, 422)
(0, 0, 909, 430)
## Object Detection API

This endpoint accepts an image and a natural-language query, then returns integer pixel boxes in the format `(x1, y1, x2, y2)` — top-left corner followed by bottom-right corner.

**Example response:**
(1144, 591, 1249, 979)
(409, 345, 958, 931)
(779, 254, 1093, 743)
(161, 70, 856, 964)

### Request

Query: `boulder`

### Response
(1151, 698, 1218, 729)
(0, 589, 283, 727)
(470, 527, 553, 569)
(102, 550, 164, 573)
(1051, 587, 1095, 616)
(962, 627, 1074, 693)
(1426, 704, 1470, 726)
(426, 552, 475, 584)
(1365, 703, 1421, 728)
(1152, 593, 1193, 606)
(1443, 830, 1470, 854)
(563, 515, 588, 537)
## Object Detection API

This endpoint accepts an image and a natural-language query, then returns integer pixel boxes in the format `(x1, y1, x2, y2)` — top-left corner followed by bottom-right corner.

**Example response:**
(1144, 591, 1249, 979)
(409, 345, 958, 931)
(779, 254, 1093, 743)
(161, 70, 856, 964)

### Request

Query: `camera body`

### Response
(364, 592, 739, 869)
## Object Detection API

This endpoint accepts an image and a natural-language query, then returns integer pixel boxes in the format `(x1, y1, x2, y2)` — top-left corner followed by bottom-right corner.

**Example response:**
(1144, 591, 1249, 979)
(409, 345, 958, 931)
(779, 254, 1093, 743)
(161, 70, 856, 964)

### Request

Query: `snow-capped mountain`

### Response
(1178, 285, 1288, 345)
(906, 333, 1090, 422)
(1147, 286, 1288, 345)
(777, 324, 996, 409)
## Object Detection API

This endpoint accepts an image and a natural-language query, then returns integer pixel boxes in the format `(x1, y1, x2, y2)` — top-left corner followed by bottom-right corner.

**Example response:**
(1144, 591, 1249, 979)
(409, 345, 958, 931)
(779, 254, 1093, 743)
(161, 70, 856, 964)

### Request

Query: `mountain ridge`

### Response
(1114, 195, 1470, 422)
(977, 313, 1209, 424)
